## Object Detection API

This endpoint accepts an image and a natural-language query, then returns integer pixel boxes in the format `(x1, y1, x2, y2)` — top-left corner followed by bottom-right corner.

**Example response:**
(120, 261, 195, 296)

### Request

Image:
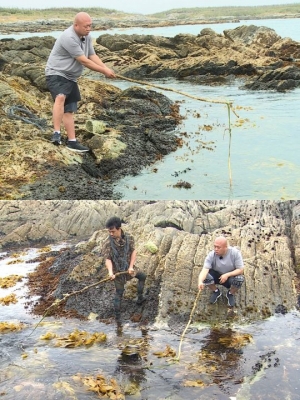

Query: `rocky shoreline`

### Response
(0, 23, 299, 200)
(1, 200, 300, 326)
(0, 13, 299, 34)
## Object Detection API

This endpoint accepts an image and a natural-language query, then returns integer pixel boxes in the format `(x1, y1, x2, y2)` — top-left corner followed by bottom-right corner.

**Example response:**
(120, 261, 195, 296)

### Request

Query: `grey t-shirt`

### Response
(45, 25, 95, 81)
(203, 246, 244, 274)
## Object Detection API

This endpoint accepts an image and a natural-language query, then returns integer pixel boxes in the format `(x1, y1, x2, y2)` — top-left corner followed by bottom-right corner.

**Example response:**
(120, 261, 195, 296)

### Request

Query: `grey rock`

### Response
(1, 200, 299, 325)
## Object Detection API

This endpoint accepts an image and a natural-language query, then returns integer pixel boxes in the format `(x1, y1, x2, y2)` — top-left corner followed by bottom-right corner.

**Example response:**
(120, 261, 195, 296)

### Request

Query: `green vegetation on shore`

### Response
(154, 4, 300, 19)
(0, 3, 300, 22)
(0, 7, 128, 20)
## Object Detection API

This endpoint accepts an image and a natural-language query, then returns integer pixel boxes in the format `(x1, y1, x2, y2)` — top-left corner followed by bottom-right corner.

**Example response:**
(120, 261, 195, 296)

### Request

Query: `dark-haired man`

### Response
(102, 217, 146, 323)
(198, 236, 245, 307)
(45, 12, 116, 152)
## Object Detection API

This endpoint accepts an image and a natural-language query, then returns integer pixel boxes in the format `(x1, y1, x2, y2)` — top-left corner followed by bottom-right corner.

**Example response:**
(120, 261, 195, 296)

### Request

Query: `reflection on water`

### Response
(0, 247, 299, 399)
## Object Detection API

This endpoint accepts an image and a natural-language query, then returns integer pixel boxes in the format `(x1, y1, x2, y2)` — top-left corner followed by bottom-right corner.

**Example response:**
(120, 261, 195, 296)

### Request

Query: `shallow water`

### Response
(1, 18, 300, 42)
(0, 246, 300, 399)
(111, 79, 300, 200)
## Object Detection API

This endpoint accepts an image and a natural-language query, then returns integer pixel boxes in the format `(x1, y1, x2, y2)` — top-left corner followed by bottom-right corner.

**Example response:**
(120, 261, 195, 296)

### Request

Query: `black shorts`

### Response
(204, 269, 245, 289)
(46, 75, 81, 112)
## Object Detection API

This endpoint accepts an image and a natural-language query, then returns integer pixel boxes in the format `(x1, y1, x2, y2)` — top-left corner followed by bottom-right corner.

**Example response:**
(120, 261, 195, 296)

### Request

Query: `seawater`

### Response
(1, 19, 299, 199)
(112, 79, 300, 200)
(0, 246, 300, 399)
(1, 18, 300, 41)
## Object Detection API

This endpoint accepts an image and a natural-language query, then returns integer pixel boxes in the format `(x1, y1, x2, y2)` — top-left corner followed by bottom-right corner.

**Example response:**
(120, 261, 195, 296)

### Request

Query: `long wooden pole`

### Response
(26, 271, 129, 338)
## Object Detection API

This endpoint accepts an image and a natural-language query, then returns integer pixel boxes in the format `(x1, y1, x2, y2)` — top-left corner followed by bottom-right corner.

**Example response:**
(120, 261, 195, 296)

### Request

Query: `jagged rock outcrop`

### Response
(0, 200, 148, 246)
(95, 25, 300, 91)
(1, 200, 299, 325)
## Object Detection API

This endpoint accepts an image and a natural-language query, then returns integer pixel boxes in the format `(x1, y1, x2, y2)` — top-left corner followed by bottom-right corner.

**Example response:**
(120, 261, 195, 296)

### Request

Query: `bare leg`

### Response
(208, 283, 218, 291)
(229, 286, 238, 295)
(52, 94, 66, 131)
(63, 112, 76, 140)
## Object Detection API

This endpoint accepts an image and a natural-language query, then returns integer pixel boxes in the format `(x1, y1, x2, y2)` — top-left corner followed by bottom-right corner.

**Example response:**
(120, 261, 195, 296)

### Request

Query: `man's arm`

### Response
(76, 54, 116, 78)
(219, 267, 244, 284)
(128, 249, 136, 275)
(106, 258, 115, 280)
(198, 268, 209, 290)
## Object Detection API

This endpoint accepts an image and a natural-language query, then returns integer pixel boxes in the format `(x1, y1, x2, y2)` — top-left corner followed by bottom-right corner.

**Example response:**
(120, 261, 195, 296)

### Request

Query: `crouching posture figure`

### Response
(102, 217, 146, 323)
(198, 236, 245, 307)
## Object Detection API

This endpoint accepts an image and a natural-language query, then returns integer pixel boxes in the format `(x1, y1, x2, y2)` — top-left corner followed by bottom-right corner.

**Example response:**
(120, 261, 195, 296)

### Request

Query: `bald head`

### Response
(73, 12, 92, 37)
(214, 236, 228, 256)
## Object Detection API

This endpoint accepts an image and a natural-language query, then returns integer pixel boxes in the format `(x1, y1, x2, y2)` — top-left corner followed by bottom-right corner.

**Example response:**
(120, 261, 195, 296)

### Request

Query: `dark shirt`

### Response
(102, 230, 135, 273)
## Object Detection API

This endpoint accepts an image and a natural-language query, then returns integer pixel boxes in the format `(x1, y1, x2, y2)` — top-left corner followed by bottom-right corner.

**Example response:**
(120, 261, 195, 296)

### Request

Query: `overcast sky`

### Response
(3, 0, 298, 14)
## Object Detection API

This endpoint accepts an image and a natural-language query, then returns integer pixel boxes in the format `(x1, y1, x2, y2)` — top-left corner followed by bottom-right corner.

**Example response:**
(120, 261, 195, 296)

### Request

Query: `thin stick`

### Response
(227, 103, 233, 187)
(175, 290, 201, 361)
(26, 271, 129, 338)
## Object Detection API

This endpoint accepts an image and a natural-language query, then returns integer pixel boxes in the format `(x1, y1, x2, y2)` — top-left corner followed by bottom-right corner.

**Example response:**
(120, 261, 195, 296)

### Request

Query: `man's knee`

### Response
(231, 275, 245, 289)
(54, 93, 66, 105)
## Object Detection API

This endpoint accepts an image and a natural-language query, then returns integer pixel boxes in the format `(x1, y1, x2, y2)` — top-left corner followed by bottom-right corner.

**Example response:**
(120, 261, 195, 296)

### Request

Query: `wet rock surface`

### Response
(96, 25, 300, 91)
(1, 200, 300, 326)
(0, 36, 180, 200)
(1, 24, 299, 200)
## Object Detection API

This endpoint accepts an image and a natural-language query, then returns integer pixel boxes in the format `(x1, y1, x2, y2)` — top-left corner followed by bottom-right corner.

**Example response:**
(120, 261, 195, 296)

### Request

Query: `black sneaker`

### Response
(209, 289, 221, 304)
(51, 131, 61, 145)
(226, 290, 235, 307)
(66, 141, 89, 153)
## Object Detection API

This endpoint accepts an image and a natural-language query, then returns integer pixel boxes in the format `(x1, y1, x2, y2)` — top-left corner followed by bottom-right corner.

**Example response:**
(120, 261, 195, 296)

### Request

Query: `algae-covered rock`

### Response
(145, 241, 158, 254)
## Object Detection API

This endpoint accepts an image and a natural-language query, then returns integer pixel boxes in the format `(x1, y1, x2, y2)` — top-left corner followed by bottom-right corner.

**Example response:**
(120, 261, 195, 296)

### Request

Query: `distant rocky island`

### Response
(0, 4, 299, 34)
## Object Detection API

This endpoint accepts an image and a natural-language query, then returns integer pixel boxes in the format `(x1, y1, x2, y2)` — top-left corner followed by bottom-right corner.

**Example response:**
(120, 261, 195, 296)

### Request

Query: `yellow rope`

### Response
(116, 74, 239, 112)
(227, 103, 233, 187)
(116, 74, 238, 187)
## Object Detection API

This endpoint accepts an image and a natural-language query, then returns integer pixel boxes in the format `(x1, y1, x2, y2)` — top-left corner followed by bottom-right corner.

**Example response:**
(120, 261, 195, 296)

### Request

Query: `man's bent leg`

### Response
(226, 275, 245, 306)
(204, 270, 222, 304)
(63, 112, 76, 140)
(63, 103, 89, 152)
(53, 94, 66, 132)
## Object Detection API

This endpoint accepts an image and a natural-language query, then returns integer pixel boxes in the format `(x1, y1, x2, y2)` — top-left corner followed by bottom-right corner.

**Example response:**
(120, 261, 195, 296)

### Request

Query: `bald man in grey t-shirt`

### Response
(45, 12, 116, 152)
(198, 236, 245, 307)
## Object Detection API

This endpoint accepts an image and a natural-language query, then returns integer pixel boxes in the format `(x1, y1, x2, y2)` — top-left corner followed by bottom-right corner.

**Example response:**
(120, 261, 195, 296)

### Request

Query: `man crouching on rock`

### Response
(198, 236, 245, 307)
(102, 217, 146, 324)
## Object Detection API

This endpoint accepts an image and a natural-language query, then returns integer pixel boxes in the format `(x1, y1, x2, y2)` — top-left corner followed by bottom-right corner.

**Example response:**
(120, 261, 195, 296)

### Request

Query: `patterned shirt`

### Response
(102, 230, 135, 273)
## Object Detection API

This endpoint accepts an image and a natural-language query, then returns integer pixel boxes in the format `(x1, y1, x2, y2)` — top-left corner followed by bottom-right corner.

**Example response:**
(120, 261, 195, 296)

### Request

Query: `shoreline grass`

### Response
(0, 4, 299, 23)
